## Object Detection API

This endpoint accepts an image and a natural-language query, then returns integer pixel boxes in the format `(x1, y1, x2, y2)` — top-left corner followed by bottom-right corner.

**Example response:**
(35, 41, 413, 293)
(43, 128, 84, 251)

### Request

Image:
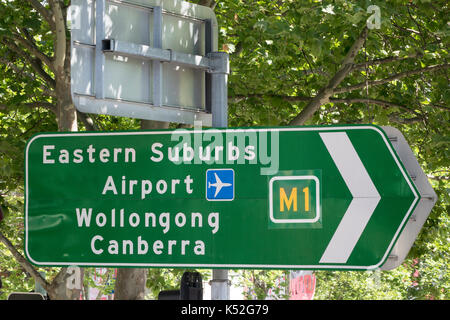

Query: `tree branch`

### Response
(329, 98, 420, 115)
(0, 55, 56, 97)
(351, 52, 423, 72)
(1, 39, 56, 91)
(4, 37, 57, 88)
(390, 19, 421, 35)
(10, 32, 54, 72)
(77, 111, 98, 131)
(0, 231, 52, 294)
(28, 58, 57, 89)
(429, 103, 450, 111)
(0, 102, 56, 113)
(197, 0, 216, 9)
(289, 27, 369, 126)
(26, 0, 56, 31)
(389, 114, 423, 124)
(229, 93, 311, 104)
(334, 63, 450, 94)
(48, 0, 67, 74)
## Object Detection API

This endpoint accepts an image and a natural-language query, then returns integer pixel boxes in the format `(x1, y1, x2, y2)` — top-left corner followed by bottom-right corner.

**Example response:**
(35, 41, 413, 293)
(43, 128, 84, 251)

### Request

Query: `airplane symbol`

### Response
(209, 172, 232, 198)
(206, 169, 234, 201)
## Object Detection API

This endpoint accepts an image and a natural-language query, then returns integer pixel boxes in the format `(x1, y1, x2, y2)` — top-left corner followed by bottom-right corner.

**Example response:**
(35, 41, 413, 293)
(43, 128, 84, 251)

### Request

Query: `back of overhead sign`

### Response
(69, 0, 219, 125)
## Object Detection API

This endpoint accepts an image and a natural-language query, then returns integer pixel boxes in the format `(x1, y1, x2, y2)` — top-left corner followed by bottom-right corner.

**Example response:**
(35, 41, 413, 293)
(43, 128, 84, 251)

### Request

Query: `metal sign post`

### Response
(209, 52, 229, 128)
(209, 51, 230, 299)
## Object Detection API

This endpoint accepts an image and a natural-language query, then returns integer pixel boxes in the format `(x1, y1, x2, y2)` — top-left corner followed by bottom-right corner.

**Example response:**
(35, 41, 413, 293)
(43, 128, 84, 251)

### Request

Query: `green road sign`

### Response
(24, 125, 431, 270)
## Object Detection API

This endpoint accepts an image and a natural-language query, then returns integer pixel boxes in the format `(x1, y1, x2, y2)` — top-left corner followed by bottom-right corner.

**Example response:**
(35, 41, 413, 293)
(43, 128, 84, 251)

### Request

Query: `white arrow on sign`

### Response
(319, 132, 381, 264)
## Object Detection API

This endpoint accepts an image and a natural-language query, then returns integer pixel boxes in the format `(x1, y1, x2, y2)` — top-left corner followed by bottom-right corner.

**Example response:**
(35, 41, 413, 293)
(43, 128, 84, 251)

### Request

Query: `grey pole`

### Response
(209, 52, 229, 127)
(208, 51, 230, 299)
(211, 269, 230, 300)
(95, 0, 105, 99)
(152, 6, 163, 107)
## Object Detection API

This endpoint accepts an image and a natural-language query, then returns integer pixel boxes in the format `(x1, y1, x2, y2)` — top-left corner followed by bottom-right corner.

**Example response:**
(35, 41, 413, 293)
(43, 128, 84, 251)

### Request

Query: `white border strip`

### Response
(25, 125, 419, 270)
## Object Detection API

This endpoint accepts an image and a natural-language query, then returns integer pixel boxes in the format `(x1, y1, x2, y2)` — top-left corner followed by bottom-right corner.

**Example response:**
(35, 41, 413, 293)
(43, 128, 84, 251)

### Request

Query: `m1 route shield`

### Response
(24, 125, 424, 270)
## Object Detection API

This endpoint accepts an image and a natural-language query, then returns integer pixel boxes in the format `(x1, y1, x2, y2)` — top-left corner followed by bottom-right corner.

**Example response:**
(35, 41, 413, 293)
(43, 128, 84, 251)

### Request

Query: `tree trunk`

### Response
(57, 98, 77, 132)
(140, 119, 170, 130)
(49, 33, 81, 296)
(289, 27, 368, 126)
(48, 267, 84, 300)
(114, 268, 148, 300)
(113, 120, 169, 299)
(55, 70, 77, 132)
